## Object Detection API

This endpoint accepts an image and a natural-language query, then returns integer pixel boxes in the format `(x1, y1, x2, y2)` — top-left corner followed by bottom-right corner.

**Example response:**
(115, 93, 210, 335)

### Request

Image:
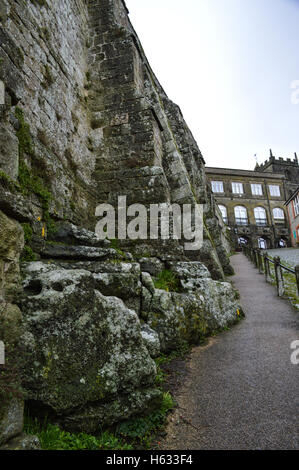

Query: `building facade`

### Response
(285, 186, 299, 247)
(205, 152, 299, 250)
(255, 151, 299, 198)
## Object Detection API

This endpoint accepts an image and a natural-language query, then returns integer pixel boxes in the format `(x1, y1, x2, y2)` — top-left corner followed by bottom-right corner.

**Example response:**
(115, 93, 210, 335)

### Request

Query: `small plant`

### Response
(21, 245, 36, 262)
(153, 270, 180, 292)
(116, 392, 175, 448)
(109, 239, 126, 257)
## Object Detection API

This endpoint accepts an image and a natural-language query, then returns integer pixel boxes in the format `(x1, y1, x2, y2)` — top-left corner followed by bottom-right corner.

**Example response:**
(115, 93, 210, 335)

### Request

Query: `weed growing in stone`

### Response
(153, 270, 180, 292)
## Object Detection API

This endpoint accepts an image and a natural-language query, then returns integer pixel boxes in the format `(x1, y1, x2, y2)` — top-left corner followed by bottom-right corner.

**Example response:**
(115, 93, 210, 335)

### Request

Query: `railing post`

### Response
(252, 248, 255, 264)
(254, 250, 259, 268)
(295, 265, 299, 296)
(263, 252, 271, 283)
(274, 256, 285, 297)
(257, 249, 263, 273)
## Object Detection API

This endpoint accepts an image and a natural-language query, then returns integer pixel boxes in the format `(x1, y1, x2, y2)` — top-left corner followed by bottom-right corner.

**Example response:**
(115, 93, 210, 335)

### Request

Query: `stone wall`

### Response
(0, 0, 96, 226)
(0, 0, 240, 446)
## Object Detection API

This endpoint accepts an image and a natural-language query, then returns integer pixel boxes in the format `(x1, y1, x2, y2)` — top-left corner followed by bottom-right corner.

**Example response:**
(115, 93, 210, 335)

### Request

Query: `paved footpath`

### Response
(161, 253, 299, 450)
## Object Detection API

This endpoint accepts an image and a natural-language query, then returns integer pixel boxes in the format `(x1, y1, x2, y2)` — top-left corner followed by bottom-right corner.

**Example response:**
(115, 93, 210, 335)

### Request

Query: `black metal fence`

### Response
(242, 245, 299, 297)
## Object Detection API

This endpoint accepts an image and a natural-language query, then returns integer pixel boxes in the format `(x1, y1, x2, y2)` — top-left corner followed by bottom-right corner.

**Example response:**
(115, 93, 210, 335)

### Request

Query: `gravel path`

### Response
(267, 248, 299, 268)
(161, 253, 299, 450)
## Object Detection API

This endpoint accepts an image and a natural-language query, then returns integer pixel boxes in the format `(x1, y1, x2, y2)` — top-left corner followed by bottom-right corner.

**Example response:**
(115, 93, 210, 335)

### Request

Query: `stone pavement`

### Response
(161, 253, 299, 450)
(267, 248, 299, 268)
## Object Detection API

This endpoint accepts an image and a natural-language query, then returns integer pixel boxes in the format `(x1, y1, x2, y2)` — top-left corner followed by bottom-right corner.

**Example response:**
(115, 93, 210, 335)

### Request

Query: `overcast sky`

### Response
(125, 0, 299, 170)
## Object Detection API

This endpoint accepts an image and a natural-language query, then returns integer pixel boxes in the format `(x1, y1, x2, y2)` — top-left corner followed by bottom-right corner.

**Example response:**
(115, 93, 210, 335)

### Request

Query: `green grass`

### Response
(153, 270, 180, 292)
(266, 256, 299, 310)
(24, 414, 133, 450)
(24, 391, 175, 451)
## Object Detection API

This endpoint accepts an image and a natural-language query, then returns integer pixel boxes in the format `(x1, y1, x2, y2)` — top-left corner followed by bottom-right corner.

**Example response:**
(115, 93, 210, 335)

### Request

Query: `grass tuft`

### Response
(153, 270, 180, 292)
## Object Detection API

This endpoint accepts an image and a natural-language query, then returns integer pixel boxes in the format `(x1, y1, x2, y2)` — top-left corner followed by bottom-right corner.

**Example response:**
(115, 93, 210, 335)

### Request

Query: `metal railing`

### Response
(242, 245, 299, 297)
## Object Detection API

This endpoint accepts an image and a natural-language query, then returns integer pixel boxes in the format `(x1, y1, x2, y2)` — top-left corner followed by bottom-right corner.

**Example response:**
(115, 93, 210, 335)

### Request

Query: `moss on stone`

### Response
(15, 107, 57, 237)
(0, 170, 18, 192)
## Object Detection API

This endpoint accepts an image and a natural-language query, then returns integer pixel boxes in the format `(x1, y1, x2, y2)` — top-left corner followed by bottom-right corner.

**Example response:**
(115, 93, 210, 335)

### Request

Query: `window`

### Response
(218, 205, 228, 223)
(254, 207, 267, 226)
(273, 208, 285, 219)
(232, 182, 244, 194)
(211, 181, 224, 193)
(269, 185, 280, 197)
(251, 183, 263, 196)
(234, 206, 248, 225)
(294, 195, 299, 216)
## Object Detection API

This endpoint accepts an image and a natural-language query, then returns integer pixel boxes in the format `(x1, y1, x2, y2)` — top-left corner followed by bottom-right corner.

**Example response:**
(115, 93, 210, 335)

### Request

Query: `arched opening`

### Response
(234, 206, 248, 226)
(254, 207, 267, 226)
(238, 236, 249, 246)
(258, 237, 267, 250)
(237, 235, 250, 251)
(273, 208, 285, 220)
(218, 204, 228, 224)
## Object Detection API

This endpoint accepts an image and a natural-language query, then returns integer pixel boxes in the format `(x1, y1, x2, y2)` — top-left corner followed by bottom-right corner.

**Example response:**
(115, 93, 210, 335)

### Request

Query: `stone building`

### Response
(285, 186, 299, 247)
(205, 152, 299, 249)
(255, 151, 299, 198)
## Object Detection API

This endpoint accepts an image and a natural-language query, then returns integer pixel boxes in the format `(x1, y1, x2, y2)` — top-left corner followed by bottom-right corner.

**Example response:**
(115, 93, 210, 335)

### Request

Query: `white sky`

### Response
(125, 0, 299, 170)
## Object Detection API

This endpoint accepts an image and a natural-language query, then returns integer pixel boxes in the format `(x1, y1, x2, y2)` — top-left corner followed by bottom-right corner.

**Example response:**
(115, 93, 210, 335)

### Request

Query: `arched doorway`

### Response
(237, 236, 250, 251)
(258, 237, 267, 249)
